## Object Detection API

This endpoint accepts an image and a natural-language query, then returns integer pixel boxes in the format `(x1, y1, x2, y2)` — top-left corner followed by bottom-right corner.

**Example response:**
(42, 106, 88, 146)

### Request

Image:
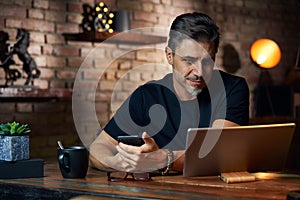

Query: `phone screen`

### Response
(117, 135, 145, 146)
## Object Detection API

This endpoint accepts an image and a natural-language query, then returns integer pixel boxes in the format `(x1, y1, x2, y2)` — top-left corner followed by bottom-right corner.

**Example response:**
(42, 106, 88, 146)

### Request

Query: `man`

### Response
(89, 12, 249, 174)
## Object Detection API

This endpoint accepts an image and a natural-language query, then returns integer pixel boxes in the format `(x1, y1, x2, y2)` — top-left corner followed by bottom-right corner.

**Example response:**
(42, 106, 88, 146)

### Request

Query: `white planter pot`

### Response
(0, 135, 30, 161)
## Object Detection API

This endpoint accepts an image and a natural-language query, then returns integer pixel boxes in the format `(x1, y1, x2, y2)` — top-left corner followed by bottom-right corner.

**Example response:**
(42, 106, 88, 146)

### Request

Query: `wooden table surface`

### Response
(0, 162, 300, 200)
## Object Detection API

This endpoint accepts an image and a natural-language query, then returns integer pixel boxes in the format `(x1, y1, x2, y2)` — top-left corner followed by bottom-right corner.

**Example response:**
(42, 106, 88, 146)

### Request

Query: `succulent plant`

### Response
(0, 121, 31, 136)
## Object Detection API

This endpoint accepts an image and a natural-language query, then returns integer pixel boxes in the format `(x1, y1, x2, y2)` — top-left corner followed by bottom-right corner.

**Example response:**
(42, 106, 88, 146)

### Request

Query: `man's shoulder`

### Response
(216, 70, 246, 84)
(140, 73, 173, 90)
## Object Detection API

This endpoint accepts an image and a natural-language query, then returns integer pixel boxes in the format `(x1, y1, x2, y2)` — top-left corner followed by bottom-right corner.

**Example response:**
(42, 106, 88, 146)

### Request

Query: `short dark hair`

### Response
(168, 12, 220, 53)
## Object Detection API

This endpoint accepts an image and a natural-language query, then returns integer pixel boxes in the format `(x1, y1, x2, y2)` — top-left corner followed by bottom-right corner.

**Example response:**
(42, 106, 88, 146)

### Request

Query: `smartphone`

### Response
(117, 135, 145, 146)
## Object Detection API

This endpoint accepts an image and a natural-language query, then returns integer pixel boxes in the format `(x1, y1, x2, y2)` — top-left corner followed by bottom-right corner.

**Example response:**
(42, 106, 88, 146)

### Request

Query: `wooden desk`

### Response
(0, 162, 300, 200)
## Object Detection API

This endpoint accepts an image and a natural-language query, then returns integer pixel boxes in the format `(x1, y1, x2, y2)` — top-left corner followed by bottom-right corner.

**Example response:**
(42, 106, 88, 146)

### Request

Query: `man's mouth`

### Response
(186, 76, 204, 83)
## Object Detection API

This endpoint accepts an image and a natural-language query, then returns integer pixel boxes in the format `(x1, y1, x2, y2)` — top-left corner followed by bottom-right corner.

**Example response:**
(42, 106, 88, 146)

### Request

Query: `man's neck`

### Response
(173, 79, 197, 101)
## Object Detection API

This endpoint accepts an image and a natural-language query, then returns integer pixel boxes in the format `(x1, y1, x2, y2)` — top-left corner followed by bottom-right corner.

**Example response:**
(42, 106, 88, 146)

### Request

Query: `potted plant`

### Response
(0, 121, 31, 161)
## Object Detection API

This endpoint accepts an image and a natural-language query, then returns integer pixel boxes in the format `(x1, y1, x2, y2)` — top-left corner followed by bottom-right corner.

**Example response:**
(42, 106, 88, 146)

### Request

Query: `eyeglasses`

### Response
(107, 171, 151, 182)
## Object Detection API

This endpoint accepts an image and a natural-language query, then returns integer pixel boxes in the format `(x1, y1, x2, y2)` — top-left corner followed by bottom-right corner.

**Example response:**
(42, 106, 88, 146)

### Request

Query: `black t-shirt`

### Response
(104, 70, 249, 150)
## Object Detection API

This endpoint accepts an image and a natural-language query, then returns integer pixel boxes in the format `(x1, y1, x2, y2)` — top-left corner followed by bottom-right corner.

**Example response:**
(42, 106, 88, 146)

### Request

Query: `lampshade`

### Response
(250, 38, 281, 69)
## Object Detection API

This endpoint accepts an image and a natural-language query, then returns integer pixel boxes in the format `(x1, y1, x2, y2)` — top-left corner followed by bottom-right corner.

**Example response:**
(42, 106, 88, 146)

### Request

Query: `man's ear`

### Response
(165, 47, 174, 65)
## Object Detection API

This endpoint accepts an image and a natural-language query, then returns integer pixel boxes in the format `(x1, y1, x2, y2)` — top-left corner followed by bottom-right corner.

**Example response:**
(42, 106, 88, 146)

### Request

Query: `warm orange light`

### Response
(250, 38, 281, 69)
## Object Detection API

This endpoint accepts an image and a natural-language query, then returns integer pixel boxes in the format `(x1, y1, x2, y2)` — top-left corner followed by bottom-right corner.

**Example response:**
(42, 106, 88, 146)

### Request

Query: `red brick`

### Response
(95, 102, 108, 113)
(45, 10, 66, 22)
(45, 33, 64, 44)
(130, 21, 153, 29)
(46, 56, 66, 67)
(105, 70, 116, 80)
(99, 80, 115, 91)
(68, 57, 85, 68)
(28, 44, 42, 55)
(140, 0, 160, 3)
(49, 1, 67, 11)
(49, 80, 66, 88)
(53, 46, 80, 56)
(56, 23, 79, 34)
(83, 69, 102, 80)
(142, 3, 154, 12)
(161, 0, 171, 5)
(28, 9, 45, 20)
(30, 32, 46, 43)
(128, 71, 142, 81)
(15, 0, 31, 7)
(118, 61, 131, 70)
(134, 11, 158, 23)
(42, 44, 54, 55)
(67, 2, 83, 13)
(39, 68, 55, 79)
(172, 0, 194, 8)
(5, 19, 22, 28)
(67, 14, 82, 24)
(80, 47, 105, 58)
(57, 69, 77, 80)
(0, 5, 26, 18)
(136, 50, 165, 62)
(118, 1, 142, 10)
(33, 0, 49, 9)
(23, 19, 55, 32)
(16, 103, 33, 113)
(34, 55, 47, 67)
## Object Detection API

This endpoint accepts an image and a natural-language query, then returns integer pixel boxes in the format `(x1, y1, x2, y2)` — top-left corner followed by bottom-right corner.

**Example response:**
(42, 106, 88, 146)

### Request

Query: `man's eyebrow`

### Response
(181, 56, 197, 60)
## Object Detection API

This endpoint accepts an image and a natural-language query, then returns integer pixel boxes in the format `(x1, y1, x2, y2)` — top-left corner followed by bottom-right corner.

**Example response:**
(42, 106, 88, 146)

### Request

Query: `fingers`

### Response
(116, 145, 140, 167)
(142, 132, 152, 143)
(118, 142, 142, 154)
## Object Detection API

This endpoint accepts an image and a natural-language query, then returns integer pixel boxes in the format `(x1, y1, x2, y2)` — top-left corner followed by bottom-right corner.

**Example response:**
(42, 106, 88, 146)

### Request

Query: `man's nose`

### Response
(192, 60, 202, 76)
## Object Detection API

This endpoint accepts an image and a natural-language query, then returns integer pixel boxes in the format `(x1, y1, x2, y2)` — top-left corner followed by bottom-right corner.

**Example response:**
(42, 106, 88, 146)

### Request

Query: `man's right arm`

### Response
(89, 130, 118, 171)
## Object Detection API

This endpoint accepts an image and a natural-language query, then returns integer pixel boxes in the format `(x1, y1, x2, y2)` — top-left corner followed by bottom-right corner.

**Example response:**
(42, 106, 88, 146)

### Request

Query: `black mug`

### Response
(57, 146, 89, 178)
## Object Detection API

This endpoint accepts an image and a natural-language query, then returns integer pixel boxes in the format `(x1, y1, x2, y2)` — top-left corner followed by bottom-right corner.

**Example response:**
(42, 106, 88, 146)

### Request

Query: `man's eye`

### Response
(185, 60, 194, 65)
(183, 58, 197, 65)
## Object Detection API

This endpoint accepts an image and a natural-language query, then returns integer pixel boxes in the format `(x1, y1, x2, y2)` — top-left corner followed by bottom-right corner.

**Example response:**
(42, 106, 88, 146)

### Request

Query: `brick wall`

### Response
(0, 0, 299, 161)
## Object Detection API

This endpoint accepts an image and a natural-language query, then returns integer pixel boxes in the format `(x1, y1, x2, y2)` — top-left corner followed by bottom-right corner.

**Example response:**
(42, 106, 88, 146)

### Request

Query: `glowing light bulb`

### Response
(250, 38, 281, 69)
(256, 55, 267, 65)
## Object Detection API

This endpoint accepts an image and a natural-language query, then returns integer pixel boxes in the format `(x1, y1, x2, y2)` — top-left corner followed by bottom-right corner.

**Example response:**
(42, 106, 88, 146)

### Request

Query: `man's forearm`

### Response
(172, 150, 184, 172)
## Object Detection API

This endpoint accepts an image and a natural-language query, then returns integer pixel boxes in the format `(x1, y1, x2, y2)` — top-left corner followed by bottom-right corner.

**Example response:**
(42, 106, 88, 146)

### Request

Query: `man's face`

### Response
(166, 39, 216, 99)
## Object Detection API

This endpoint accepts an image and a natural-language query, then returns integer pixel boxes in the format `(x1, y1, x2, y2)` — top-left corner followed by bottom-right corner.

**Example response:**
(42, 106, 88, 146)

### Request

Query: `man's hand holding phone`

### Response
(116, 132, 164, 172)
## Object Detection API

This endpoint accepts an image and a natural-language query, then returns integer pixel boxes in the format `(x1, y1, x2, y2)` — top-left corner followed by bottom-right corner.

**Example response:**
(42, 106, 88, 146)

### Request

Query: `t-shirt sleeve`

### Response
(104, 86, 147, 140)
(225, 77, 249, 125)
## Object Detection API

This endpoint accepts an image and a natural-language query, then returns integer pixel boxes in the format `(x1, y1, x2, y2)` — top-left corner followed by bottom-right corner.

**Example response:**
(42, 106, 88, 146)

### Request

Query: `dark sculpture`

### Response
(12, 28, 41, 85)
(0, 29, 40, 86)
(0, 31, 20, 86)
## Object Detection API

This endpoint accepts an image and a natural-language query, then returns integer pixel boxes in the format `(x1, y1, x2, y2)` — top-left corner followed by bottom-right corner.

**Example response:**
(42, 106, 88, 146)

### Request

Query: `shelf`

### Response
(63, 31, 167, 45)
(0, 87, 72, 102)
